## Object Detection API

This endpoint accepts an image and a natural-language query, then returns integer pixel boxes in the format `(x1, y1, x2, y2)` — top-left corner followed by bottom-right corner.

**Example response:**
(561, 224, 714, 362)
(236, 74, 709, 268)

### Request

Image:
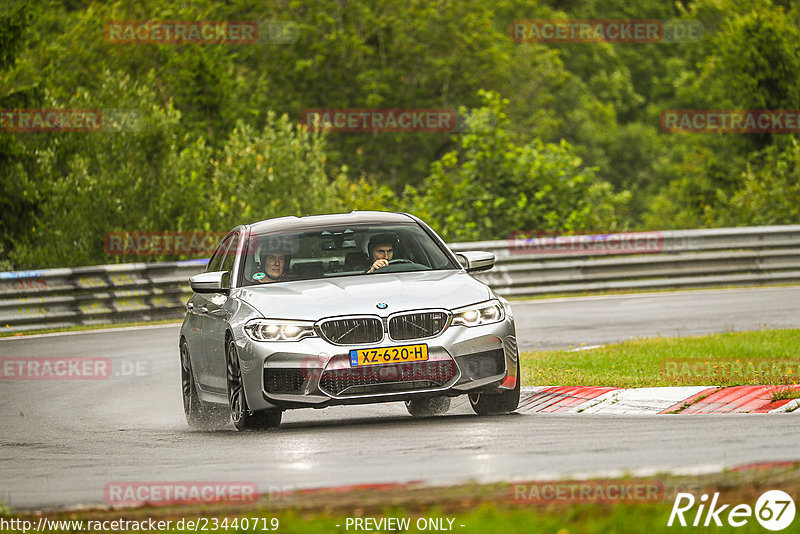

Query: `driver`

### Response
(255, 239, 293, 283)
(366, 233, 398, 273)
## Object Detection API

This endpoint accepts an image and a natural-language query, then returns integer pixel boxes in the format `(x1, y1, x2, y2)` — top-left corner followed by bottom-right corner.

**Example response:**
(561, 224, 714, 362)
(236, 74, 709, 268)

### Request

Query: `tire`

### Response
(226, 337, 282, 431)
(468, 359, 521, 416)
(405, 396, 451, 417)
(180, 339, 228, 430)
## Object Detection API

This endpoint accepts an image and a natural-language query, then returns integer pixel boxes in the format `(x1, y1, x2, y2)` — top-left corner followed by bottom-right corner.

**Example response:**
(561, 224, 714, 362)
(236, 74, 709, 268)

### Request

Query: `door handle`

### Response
(187, 303, 194, 311)
(200, 306, 209, 315)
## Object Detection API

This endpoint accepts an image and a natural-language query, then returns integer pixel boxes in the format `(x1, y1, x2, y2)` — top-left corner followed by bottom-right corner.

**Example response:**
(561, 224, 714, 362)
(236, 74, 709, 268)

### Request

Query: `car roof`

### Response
(247, 211, 416, 234)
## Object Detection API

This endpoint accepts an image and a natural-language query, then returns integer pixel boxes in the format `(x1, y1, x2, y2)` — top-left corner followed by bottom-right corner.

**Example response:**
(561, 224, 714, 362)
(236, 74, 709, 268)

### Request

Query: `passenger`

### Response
(254, 241, 293, 283)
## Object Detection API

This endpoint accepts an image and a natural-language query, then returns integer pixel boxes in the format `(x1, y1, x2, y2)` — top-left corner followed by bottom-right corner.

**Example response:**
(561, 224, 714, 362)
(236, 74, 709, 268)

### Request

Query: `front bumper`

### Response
(234, 315, 518, 411)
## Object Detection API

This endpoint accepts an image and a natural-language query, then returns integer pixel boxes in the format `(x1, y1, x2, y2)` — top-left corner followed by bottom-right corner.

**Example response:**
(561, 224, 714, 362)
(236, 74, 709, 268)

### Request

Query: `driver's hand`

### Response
(368, 259, 389, 273)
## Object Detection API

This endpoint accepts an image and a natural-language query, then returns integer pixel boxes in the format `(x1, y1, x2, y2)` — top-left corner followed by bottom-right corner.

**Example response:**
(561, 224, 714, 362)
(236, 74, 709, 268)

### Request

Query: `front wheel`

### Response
(469, 359, 520, 415)
(227, 338, 282, 431)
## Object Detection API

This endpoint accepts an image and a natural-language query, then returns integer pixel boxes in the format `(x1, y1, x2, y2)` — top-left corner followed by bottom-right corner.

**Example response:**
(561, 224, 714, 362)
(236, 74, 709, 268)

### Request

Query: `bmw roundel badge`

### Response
(376, 302, 388, 309)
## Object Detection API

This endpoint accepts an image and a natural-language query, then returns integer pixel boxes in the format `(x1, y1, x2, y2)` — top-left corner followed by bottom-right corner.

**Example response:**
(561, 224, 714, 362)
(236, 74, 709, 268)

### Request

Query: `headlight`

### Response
(451, 300, 505, 327)
(244, 319, 317, 341)
(498, 296, 514, 319)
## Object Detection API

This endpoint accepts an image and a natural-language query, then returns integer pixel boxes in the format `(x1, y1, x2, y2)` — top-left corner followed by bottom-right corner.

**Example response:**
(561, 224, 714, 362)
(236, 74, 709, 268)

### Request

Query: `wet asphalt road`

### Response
(1, 286, 799, 510)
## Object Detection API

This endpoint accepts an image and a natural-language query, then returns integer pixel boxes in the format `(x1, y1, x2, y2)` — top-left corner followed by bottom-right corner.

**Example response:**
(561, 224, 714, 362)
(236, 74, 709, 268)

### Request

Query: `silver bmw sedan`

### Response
(179, 211, 520, 430)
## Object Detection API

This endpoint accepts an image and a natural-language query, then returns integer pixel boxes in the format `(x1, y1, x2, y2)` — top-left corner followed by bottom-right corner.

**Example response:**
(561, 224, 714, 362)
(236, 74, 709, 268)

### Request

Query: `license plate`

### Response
(349, 344, 428, 367)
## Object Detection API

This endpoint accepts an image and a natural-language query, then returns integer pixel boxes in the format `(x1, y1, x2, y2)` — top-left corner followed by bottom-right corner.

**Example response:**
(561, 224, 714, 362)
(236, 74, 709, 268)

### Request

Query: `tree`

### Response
(718, 140, 800, 226)
(0, 4, 42, 268)
(645, 0, 800, 228)
(407, 91, 629, 241)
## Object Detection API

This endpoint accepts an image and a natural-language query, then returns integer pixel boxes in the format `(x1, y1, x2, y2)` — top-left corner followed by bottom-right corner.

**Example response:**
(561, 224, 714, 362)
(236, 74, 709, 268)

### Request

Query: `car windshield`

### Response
(241, 223, 457, 286)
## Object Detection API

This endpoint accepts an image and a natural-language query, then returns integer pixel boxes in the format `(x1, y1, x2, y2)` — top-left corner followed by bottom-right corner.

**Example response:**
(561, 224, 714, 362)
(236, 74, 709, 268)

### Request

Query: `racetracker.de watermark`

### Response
(104, 482, 259, 506)
(104, 20, 298, 44)
(661, 110, 800, 133)
(662, 359, 800, 379)
(509, 19, 703, 43)
(0, 108, 146, 133)
(301, 108, 458, 132)
(104, 231, 226, 256)
(511, 480, 664, 502)
(0, 357, 148, 380)
(0, 109, 101, 132)
(299, 358, 456, 383)
(508, 230, 665, 255)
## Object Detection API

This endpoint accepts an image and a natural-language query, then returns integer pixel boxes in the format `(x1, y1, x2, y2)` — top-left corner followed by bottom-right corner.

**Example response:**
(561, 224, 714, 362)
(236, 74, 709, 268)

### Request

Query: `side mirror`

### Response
(456, 251, 495, 273)
(189, 271, 230, 294)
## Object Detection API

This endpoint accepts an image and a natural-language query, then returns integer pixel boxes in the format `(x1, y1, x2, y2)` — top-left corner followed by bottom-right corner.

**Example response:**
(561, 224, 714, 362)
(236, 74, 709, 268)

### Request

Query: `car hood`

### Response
(235, 270, 492, 319)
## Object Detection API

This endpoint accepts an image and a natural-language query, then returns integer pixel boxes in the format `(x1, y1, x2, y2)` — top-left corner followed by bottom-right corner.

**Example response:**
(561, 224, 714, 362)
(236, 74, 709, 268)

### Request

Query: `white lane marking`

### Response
(575, 386, 712, 415)
(770, 398, 800, 413)
(565, 389, 621, 413)
(516, 386, 619, 414)
(0, 322, 181, 341)
(518, 386, 737, 415)
(521, 386, 553, 394)
(513, 285, 800, 305)
(568, 344, 604, 352)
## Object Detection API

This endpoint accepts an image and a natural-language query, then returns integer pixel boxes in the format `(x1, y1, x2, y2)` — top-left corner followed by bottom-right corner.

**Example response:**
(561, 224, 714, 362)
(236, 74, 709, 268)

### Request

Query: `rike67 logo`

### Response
(668, 490, 796, 530)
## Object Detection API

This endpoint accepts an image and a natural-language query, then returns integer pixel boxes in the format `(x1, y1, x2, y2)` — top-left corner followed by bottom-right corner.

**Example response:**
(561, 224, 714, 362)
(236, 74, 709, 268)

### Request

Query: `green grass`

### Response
(521, 328, 800, 388)
(771, 386, 800, 402)
(5, 465, 799, 533)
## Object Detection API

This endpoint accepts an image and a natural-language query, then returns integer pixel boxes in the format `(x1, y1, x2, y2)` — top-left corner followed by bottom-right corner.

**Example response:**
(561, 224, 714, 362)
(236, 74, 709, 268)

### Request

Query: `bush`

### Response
(406, 91, 629, 241)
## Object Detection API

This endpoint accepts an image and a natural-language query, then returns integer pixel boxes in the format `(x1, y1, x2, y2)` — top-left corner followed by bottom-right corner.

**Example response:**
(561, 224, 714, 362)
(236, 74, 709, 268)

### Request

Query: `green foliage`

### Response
(9, 70, 187, 267)
(0, 4, 43, 261)
(722, 140, 800, 226)
(331, 173, 398, 213)
(646, 0, 800, 227)
(8, 75, 389, 267)
(410, 91, 629, 241)
(208, 114, 335, 228)
(0, 4, 33, 70)
(684, 3, 800, 111)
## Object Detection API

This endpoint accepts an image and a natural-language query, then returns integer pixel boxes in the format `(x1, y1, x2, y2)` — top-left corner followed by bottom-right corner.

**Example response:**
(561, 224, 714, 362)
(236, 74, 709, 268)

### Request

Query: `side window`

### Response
(220, 234, 239, 286)
(206, 235, 232, 273)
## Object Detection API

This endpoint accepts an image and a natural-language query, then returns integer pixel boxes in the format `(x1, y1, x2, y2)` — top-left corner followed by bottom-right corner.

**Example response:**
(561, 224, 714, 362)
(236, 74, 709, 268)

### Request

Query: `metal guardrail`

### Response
(454, 226, 800, 296)
(0, 260, 208, 333)
(2, 225, 799, 333)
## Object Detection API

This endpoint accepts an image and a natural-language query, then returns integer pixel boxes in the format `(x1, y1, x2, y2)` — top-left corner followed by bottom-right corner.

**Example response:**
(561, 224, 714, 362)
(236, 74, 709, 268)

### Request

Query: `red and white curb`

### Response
(518, 385, 800, 414)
